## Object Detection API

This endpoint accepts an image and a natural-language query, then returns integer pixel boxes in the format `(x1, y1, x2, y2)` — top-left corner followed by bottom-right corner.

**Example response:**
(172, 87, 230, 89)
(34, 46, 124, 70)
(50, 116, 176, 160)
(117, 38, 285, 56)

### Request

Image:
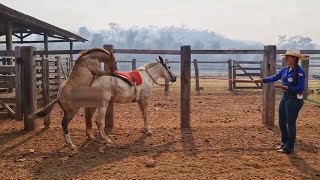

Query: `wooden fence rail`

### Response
(0, 45, 318, 131)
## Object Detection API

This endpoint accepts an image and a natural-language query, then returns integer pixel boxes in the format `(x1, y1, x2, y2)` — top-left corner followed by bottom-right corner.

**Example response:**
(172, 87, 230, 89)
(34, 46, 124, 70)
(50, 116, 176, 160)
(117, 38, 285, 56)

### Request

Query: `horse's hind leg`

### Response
(96, 104, 112, 143)
(85, 107, 96, 140)
(62, 109, 78, 149)
(138, 101, 152, 135)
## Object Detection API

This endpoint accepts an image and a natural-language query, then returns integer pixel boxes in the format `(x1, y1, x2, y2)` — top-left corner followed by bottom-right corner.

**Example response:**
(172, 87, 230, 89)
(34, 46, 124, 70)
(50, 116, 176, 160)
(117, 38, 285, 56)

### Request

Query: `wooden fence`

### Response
(0, 45, 319, 131)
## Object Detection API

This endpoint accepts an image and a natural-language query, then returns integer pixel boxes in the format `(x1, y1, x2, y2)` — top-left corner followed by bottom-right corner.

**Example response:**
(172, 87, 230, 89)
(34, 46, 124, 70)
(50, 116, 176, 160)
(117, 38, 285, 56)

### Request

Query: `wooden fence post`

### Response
(14, 47, 23, 121)
(262, 45, 276, 126)
(56, 56, 61, 87)
(42, 56, 50, 127)
(21, 46, 36, 131)
(232, 60, 236, 89)
(180, 45, 191, 128)
(193, 59, 200, 95)
(228, 59, 232, 91)
(164, 59, 170, 96)
(301, 56, 309, 99)
(103, 44, 114, 130)
(132, 59, 136, 70)
(260, 61, 264, 88)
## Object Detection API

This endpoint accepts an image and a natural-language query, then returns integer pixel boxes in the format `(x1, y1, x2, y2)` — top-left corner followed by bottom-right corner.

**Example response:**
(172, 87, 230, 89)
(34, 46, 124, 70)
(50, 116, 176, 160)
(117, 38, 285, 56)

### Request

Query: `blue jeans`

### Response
(278, 94, 304, 152)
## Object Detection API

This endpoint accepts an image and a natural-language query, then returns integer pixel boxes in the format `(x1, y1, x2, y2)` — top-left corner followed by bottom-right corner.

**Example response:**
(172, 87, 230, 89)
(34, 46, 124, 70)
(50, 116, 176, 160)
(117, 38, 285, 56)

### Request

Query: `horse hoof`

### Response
(146, 131, 153, 136)
(87, 134, 95, 141)
(71, 144, 77, 150)
(103, 138, 113, 144)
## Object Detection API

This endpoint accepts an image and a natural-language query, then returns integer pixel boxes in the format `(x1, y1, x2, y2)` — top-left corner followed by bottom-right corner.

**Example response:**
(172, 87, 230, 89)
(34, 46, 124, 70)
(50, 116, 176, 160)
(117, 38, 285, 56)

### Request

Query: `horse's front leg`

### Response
(96, 104, 112, 143)
(138, 100, 152, 135)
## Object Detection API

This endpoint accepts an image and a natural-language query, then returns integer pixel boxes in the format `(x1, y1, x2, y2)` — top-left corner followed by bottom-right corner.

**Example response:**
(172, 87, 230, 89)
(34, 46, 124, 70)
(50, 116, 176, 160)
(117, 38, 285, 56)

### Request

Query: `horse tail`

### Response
(29, 99, 59, 119)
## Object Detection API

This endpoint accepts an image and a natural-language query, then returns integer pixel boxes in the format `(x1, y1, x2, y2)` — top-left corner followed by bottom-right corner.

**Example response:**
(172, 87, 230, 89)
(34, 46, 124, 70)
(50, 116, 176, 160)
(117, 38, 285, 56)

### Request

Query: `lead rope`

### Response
(145, 67, 173, 87)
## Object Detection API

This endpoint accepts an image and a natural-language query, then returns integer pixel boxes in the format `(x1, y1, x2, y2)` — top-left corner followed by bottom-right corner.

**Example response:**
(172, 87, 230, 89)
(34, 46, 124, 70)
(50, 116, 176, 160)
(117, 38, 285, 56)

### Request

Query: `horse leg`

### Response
(96, 104, 112, 143)
(61, 109, 78, 149)
(85, 107, 97, 140)
(138, 101, 152, 135)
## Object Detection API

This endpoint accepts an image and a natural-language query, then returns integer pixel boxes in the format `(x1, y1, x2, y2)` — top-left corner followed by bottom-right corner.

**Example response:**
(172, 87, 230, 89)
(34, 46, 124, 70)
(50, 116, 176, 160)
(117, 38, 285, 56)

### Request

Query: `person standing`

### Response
(254, 49, 306, 154)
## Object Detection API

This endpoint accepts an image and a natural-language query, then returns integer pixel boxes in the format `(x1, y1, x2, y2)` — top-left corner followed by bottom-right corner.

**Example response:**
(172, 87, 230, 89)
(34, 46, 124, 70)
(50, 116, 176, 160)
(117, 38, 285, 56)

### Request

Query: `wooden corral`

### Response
(0, 45, 319, 131)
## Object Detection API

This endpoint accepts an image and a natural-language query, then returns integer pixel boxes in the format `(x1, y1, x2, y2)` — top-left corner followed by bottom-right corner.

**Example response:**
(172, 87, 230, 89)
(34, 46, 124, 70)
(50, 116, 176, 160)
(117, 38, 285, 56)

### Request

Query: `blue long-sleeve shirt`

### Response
(263, 66, 305, 95)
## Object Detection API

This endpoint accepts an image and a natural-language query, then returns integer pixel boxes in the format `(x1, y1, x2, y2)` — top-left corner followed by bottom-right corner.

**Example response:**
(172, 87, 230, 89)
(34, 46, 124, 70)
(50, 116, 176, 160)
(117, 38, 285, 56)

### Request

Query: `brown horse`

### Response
(30, 48, 117, 149)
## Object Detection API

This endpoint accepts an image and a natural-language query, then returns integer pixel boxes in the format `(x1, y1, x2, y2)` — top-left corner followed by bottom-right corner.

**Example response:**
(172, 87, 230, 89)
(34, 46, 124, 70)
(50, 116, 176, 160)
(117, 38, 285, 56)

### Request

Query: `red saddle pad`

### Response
(115, 70, 142, 86)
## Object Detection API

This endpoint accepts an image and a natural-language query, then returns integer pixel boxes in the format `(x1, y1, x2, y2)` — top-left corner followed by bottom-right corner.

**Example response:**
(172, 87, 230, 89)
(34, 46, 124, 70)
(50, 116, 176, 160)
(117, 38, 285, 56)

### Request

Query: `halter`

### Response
(145, 62, 174, 87)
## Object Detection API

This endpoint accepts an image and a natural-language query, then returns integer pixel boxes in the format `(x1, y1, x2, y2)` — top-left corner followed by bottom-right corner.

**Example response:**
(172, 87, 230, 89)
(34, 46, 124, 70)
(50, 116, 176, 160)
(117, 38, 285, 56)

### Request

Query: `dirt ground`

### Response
(0, 81, 319, 180)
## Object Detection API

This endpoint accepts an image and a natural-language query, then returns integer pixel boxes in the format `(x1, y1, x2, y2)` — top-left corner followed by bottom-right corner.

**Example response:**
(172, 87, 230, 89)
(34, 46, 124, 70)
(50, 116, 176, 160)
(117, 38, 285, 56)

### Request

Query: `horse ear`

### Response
(159, 56, 164, 63)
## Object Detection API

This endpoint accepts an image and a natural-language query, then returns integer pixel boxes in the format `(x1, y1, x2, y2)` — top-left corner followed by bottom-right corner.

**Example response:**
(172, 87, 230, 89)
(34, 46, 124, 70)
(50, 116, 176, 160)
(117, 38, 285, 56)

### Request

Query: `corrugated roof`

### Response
(0, 3, 87, 42)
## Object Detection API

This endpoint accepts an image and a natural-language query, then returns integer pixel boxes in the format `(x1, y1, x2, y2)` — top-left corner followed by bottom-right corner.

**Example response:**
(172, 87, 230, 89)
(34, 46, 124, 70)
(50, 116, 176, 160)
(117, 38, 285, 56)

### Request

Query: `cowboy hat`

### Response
(281, 49, 307, 61)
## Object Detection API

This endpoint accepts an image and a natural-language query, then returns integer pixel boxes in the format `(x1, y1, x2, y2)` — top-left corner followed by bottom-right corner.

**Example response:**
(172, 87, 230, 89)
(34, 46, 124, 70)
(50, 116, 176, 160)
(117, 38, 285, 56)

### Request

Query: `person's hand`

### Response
(253, 79, 262, 83)
(274, 84, 283, 89)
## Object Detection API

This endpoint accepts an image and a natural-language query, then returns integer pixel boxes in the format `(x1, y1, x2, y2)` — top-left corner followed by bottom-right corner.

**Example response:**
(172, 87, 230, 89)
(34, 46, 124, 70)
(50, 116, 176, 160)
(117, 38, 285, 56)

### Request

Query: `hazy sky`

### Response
(1, 0, 319, 44)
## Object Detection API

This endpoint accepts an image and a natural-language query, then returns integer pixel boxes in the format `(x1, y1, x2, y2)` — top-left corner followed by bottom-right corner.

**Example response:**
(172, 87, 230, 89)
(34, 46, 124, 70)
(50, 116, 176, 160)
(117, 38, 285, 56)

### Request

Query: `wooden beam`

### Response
(55, 56, 61, 86)
(21, 46, 37, 130)
(69, 41, 73, 60)
(12, 33, 21, 39)
(262, 45, 276, 126)
(301, 57, 309, 99)
(6, 22, 12, 51)
(180, 45, 191, 128)
(228, 59, 233, 91)
(114, 49, 180, 55)
(14, 47, 23, 121)
(44, 32, 48, 58)
(232, 60, 236, 89)
(0, 100, 15, 118)
(0, 40, 78, 44)
(103, 44, 114, 130)
(0, 65, 15, 73)
(5, 22, 13, 93)
(191, 50, 264, 54)
(22, 32, 33, 39)
(193, 59, 200, 95)
(132, 59, 136, 70)
(42, 56, 50, 127)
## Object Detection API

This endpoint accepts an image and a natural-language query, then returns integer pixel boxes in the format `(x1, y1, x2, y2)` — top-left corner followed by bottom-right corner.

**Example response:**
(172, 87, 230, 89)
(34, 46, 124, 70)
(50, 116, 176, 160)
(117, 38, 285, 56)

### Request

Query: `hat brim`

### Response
(281, 53, 306, 61)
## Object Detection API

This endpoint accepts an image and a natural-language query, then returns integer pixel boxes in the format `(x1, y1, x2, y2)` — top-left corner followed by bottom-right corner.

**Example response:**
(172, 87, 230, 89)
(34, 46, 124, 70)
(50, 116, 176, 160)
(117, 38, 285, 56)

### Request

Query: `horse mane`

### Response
(76, 48, 111, 61)
(137, 62, 159, 71)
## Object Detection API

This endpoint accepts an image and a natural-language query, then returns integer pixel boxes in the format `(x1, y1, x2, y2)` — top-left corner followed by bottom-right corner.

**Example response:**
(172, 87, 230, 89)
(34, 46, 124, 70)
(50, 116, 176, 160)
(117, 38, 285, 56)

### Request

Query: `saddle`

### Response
(113, 70, 142, 86)
(110, 70, 142, 102)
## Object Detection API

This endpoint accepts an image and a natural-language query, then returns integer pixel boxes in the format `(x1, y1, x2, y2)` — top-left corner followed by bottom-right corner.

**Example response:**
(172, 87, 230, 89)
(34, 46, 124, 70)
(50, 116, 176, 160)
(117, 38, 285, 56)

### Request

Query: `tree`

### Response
(90, 33, 104, 48)
(78, 26, 91, 39)
(278, 35, 315, 50)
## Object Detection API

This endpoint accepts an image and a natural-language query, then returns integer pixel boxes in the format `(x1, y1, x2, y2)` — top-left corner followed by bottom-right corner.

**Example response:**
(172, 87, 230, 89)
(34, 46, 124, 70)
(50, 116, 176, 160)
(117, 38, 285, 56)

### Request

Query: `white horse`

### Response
(85, 56, 177, 143)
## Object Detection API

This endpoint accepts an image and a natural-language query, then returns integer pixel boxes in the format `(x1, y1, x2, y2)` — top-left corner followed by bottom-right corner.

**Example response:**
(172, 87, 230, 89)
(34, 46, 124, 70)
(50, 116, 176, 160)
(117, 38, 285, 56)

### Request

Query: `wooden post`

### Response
(132, 59, 137, 70)
(66, 58, 69, 77)
(232, 60, 236, 89)
(55, 56, 61, 87)
(260, 61, 264, 88)
(69, 41, 73, 61)
(42, 56, 50, 127)
(193, 59, 200, 95)
(262, 45, 276, 126)
(14, 47, 23, 121)
(164, 59, 170, 96)
(21, 46, 36, 131)
(180, 46, 191, 128)
(44, 32, 48, 58)
(6, 21, 13, 93)
(103, 44, 114, 130)
(301, 56, 309, 99)
(228, 59, 232, 91)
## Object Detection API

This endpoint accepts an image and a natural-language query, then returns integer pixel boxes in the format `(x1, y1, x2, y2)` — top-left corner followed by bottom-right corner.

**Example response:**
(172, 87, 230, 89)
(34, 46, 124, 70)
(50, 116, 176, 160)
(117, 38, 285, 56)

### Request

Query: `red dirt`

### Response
(0, 85, 319, 179)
